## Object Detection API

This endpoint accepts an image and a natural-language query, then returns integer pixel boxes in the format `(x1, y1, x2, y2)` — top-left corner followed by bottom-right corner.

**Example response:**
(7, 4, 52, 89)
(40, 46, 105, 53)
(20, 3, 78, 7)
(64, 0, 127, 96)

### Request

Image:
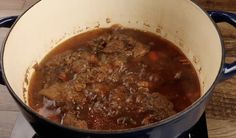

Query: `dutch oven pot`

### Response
(0, 0, 236, 138)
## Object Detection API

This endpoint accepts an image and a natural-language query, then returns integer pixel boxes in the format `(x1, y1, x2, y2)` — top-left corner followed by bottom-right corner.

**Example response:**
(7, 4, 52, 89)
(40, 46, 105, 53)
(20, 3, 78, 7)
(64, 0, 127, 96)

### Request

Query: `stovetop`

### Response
(11, 113, 208, 138)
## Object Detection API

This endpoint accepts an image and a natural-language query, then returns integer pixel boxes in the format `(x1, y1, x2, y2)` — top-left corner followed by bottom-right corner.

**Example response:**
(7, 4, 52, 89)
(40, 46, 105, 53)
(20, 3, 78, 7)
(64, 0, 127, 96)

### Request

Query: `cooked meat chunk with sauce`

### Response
(39, 83, 65, 101)
(63, 112, 88, 129)
(132, 42, 150, 57)
(103, 40, 125, 53)
(28, 25, 200, 130)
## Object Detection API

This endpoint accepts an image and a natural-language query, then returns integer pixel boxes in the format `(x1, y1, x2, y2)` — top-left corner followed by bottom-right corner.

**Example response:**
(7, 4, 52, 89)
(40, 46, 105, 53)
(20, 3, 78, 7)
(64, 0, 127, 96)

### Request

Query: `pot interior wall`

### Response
(3, 0, 222, 106)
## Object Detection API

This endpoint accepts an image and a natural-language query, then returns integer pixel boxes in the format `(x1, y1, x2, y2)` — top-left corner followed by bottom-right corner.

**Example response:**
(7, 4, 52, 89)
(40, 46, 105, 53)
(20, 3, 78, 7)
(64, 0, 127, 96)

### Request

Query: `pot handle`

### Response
(0, 16, 18, 85)
(208, 11, 236, 80)
(0, 16, 18, 28)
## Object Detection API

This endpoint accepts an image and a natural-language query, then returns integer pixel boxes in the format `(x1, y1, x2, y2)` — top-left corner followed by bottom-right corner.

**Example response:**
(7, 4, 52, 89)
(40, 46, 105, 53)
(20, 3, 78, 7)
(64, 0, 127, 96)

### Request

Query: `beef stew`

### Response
(28, 25, 200, 130)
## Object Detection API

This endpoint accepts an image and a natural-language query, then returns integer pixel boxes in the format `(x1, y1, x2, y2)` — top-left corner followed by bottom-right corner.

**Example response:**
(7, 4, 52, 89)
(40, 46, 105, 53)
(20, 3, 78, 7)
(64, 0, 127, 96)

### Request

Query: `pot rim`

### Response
(0, 0, 224, 134)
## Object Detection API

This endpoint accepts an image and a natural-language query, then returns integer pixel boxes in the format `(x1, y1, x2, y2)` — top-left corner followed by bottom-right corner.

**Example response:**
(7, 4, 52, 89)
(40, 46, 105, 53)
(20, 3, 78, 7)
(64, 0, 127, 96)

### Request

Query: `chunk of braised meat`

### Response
(151, 93, 175, 112)
(44, 50, 74, 67)
(63, 112, 88, 129)
(78, 51, 99, 64)
(88, 67, 110, 83)
(103, 39, 125, 53)
(39, 83, 65, 101)
(89, 34, 111, 52)
(57, 72, 69, 82)
(121, 72, 140, 89)
(73, 81, 86, 92)
(89, 29, 150, 59)
(87, 54, 99, 64)
(71, 59, 89, 74)
(109, 86, 128, 110)
(112, 53, 128, 70)
(64, 89, 87, 105)
(135, 92, 176, 125)
(91, 83, 110, 98)
(132, 42, 150, 58)
(37, 98, 60, 120)
(39, 82, 87, 105)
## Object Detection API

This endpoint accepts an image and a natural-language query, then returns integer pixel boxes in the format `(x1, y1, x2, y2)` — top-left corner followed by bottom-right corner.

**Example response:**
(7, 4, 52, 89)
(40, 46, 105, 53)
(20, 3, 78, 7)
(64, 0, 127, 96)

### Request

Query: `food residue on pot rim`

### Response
(106, 18, 111, 24)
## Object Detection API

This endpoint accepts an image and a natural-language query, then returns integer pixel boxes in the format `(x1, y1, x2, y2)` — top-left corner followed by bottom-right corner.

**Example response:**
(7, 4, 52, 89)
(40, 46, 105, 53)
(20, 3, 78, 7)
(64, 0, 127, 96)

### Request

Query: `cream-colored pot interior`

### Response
(3, 0, 222, 106)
